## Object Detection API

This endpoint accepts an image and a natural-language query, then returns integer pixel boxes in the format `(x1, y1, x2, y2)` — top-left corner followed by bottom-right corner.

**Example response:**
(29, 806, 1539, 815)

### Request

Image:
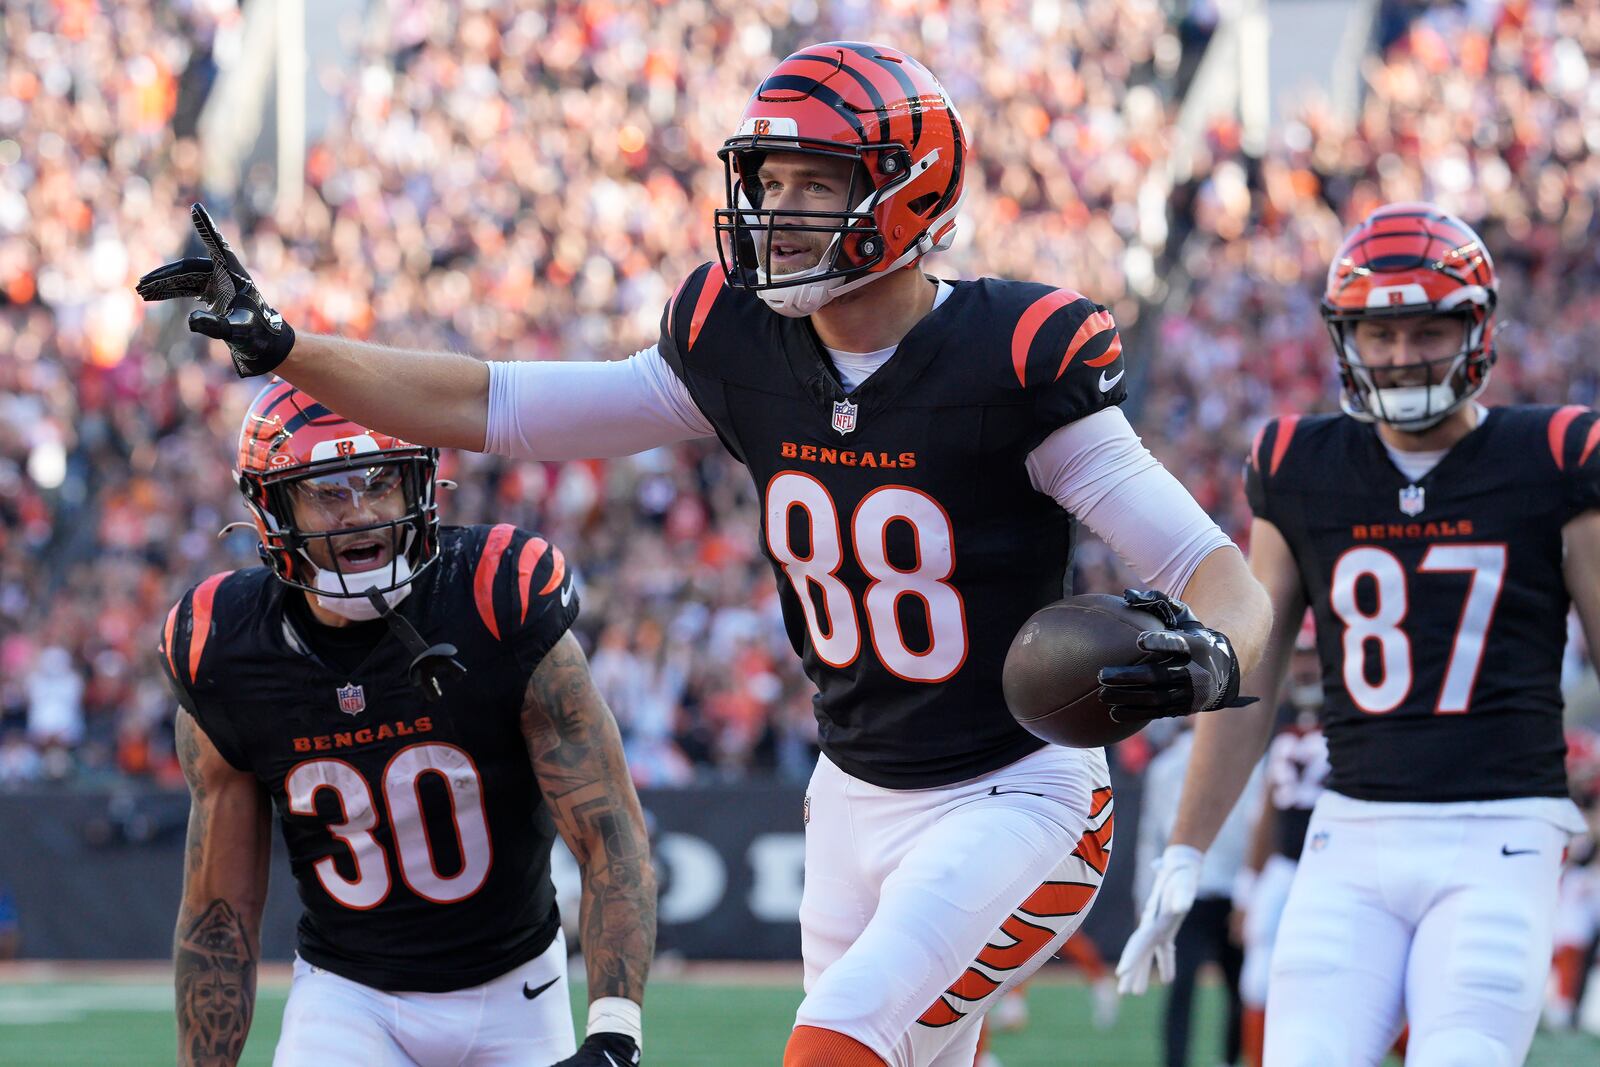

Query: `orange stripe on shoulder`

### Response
(1249, 422, 1269, 471)
(187, 571, 233, 684)
(516, 537, 550, 624)
(538, 546, 567, 597)
(1010, 289, 1081, 387)
(162, 602, 180, 679)
(1269, 415, 1301, 477)
(1058, 310, 1119, 377)
(687, 264, 728, 352)
(474, 524, 517, 640)
(664, 272, 692, 332)
(1549, 405, 1586, 471)
(1581, 418, 1600, 468)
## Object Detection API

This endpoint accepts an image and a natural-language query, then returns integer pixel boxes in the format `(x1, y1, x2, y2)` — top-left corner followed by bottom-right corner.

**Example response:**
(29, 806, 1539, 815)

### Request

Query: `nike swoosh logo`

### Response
(1098, 368, 1124, 393)
(522, 976, 560, 1000)
(560, 579, 575, 607)
(988, 785, 1045, 798)
(1500, 846, 1538, 857)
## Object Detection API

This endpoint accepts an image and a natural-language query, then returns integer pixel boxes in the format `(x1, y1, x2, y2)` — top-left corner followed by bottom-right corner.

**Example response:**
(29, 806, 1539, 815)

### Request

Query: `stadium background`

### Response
(1, 0, 1599, 1063)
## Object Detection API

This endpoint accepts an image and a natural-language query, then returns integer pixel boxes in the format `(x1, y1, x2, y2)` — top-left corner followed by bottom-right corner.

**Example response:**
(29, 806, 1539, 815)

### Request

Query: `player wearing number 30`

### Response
(162, 383, 654, 1067)
(140, 43, 1272, 1067)
(1115, 203, 1600, 1067)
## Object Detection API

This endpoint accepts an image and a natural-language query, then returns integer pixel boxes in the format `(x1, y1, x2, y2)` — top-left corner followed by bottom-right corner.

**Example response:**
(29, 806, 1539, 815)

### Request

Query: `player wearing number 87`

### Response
(164, 383, 654, 1067)
(144, 43, 1271, 1067)
(1116, 202, 1600, 1067)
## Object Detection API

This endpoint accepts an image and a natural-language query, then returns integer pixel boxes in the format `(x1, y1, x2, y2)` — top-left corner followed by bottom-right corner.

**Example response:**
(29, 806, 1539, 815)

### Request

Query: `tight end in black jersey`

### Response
(1246, 406, 1600, 803)
(657, 262, 1127, 788)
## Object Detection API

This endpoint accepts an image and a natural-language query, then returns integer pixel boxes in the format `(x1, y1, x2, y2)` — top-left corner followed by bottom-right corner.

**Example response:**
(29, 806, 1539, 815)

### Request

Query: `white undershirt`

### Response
(823, 280, 954, 391)
(1380, 404, 1489, 482)
(485, 327, 1234, 595)
(1383, 446, 1446, 483)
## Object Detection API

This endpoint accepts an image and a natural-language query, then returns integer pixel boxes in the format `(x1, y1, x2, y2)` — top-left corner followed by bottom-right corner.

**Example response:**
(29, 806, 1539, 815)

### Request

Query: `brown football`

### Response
(1002, 592, 1166, 748)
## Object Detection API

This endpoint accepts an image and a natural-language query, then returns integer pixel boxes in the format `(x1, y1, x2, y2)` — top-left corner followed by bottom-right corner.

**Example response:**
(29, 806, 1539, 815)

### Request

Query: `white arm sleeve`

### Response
(484, 345, 716, 460)
(1026, 407, 1236, 595)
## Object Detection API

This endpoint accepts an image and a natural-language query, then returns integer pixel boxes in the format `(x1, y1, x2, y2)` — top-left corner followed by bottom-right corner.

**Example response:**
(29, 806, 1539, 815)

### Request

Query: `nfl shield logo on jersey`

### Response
(831, 399, 858, 436)
(1398, 484, 1426, 516)
(336, 683, 366, 715)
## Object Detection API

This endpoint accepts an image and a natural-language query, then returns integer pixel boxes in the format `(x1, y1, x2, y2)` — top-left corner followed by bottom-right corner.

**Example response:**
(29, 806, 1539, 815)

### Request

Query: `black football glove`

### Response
(1096, 588, 1256, 722)
(135, 203, 295, 377)
(550, 1033, 641, 1067)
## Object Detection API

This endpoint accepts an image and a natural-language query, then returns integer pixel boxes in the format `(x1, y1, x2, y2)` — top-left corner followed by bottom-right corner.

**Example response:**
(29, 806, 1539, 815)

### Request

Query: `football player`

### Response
(140, 43, 1272, 1067)
(165, 384, 654, 1067)
(1115, 203, 1600, 1067)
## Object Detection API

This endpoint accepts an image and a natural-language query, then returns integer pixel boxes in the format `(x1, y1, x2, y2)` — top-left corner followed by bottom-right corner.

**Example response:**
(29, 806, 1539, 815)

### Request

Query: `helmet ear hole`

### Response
(908, 192, 940, 216)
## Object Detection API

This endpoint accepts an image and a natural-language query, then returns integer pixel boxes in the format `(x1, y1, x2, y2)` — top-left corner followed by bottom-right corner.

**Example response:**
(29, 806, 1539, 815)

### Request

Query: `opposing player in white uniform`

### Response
(141, 42, 1273, 1067)
(1115, 203, 1600, 1066)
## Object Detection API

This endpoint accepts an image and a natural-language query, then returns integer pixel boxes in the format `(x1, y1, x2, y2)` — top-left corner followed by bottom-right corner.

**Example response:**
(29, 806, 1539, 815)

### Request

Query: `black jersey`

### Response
(159, 524, 579, 992)
(1245, 406, 1600, 803)
(657, 264, 1127, 788)
(1263, 721, 1327, 859)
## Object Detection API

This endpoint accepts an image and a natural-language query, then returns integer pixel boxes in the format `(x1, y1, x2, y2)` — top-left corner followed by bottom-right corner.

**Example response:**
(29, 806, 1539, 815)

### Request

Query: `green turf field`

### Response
(1, 974, 1597, 1066)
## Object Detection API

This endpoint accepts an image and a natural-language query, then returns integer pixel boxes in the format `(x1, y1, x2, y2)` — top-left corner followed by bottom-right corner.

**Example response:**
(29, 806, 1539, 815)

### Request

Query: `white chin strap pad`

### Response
(758, 277, 842, 317)
(312, 555, 415, 620)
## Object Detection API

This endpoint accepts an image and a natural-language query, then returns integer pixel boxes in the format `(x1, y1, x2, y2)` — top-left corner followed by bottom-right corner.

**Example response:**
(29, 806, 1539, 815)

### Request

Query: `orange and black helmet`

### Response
(714, 42, 968, 316)
(235, 380, 440, 597)
(1321, 203, 1499, 429)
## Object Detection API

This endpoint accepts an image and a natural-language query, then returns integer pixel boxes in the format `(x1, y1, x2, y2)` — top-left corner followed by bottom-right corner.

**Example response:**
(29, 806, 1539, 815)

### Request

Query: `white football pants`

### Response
(1264, 800, 1567, 1067)
(796, 745, 1113, 1067)
(273, 930, 576, 1067)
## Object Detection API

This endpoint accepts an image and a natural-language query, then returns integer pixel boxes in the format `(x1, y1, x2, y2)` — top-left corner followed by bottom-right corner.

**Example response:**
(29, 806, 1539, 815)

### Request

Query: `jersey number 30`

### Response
(1330, 544, 1507, 714)
(766, 473, 968, 683)
(286, 742, 491, 909)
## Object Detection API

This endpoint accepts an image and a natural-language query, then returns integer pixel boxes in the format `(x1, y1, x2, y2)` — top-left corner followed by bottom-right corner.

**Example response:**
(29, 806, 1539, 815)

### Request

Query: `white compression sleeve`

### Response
(1026, 407, 1236, 594)
(484, 345, 716, 460)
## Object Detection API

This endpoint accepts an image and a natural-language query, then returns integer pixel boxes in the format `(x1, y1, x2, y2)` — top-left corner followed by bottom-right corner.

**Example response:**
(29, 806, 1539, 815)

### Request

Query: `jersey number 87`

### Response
(1331, 543, 1507, 714)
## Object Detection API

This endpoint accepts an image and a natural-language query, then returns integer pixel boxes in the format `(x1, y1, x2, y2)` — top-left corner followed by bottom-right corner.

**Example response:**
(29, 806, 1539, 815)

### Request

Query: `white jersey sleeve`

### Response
(1025, 407, 1235, 595)
(484, 345, 716, 460)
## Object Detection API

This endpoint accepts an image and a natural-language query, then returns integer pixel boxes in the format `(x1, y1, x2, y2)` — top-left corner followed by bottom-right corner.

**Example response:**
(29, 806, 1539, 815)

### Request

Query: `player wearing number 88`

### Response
(162, 383, 654, 1067)
(1115, 203, 1600, 1067)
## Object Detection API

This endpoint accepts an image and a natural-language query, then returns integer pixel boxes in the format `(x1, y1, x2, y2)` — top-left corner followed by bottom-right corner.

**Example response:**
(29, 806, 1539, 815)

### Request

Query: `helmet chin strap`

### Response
(312, 556, 415, 621)
(361, 587, 466, 702)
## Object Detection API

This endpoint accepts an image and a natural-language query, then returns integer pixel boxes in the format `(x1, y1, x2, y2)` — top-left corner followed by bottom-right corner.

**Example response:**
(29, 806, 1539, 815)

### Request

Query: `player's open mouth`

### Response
(336, 539, 391, 572)
(769, 243, 816, 269)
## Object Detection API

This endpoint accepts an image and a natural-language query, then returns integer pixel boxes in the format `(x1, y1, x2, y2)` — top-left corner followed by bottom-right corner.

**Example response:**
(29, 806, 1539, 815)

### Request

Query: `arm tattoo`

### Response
(523, 633, 657, 1001)
(175, 899, 256, 1067)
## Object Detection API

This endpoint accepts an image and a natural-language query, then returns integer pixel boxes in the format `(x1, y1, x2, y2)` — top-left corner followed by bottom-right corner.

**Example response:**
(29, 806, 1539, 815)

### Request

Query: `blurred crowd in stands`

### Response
(1, 0, 1596, 790)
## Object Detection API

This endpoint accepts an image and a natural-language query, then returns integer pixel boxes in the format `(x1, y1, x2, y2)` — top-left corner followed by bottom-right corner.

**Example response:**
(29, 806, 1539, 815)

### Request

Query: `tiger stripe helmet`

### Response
(235, 380, 440, 597)
(1321, 202, 1499, 430)
(714, 41, 968, 316)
